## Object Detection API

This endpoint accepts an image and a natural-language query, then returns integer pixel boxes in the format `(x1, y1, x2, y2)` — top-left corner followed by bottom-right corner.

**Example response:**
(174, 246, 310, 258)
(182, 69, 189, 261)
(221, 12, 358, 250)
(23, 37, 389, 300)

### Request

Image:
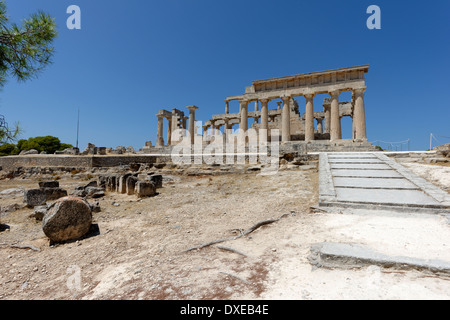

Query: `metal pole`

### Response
(429, 133, 432, 151)
(76, 108, 80, 149)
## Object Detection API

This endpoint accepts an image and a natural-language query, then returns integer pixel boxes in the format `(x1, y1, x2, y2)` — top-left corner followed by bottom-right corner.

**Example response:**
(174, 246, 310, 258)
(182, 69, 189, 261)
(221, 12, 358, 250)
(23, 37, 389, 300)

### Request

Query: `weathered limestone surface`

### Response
(135, 181, 156, 198)
(24, 181, 68, 208)
(42, 196, 92, 243)
(126, 176, 138, 196)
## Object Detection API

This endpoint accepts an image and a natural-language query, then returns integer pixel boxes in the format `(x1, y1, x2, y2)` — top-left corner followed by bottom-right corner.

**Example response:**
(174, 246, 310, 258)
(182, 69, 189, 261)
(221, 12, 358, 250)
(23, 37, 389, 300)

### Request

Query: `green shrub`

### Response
(0, 136, 73, 156)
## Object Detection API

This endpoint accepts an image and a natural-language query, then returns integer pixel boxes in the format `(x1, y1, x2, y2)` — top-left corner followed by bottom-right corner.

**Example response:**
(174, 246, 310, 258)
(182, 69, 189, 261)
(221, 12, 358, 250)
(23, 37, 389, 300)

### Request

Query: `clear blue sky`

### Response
(1, 0, 449, 151)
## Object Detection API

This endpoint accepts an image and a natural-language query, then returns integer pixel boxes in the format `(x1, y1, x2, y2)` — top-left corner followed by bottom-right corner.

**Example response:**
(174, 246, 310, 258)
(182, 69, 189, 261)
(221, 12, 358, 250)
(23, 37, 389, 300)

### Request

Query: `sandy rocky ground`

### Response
(0, 159, 449, 300)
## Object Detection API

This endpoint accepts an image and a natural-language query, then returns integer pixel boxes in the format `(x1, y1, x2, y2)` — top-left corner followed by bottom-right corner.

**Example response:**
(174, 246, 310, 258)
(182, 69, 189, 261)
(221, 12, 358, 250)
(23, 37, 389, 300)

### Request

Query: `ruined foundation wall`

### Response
(0, 155, 157, 171)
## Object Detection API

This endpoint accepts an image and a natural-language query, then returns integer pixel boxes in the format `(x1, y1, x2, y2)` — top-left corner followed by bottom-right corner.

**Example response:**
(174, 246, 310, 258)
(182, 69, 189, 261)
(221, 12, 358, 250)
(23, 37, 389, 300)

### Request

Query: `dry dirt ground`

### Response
(0, 161, 449, 300)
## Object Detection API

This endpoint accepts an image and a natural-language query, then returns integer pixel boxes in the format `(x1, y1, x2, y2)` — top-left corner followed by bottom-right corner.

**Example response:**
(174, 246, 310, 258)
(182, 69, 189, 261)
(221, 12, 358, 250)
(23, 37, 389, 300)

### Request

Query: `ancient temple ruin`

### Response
(147, 65, 376, 153)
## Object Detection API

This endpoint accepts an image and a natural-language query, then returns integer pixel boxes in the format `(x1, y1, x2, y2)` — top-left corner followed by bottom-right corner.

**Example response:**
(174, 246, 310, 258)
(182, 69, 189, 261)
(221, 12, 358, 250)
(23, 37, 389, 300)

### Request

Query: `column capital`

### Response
(239, 99, 249, 105)
(328, 89, 341, 98)
(259, 98, 270, 104)
(304, 93, 316, 100)
(353, 87, 366, 95)
(280, 95, 291, 102)
(156, 114, 165, 119)
(187, 105, 199, 112)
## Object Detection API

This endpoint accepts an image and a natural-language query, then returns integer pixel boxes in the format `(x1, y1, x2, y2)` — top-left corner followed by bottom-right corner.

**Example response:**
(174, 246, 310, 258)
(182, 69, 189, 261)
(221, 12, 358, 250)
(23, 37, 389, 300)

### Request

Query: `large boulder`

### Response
(42, 196, 92, 243)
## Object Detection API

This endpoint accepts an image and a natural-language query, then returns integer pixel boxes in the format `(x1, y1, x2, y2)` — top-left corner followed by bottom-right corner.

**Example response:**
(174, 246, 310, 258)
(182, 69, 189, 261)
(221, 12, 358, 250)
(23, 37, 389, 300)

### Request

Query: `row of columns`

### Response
(156, 106, 198, 147)
(236, 88, 366, 142)
(156, 88, 366, 146)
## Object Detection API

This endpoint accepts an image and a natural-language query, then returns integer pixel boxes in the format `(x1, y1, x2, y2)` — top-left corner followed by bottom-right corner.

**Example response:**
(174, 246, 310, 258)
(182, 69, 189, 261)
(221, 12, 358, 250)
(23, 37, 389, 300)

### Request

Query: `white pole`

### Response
(429, 133, 432, 151)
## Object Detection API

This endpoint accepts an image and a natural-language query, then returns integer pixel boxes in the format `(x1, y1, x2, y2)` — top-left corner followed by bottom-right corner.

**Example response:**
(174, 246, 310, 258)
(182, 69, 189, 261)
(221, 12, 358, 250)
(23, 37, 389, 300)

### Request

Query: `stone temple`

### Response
(146, 65, 377, 154)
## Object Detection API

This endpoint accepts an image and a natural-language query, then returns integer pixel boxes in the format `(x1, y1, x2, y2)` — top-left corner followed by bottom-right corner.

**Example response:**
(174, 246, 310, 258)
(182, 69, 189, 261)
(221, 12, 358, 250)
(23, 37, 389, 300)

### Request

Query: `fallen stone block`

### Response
(135, 181, 156, 198)
(148, 174, 163, 188)
(24, 189, 47, 207)
(42, 187, 68, 201)
(97, 175, 108, 189)
(85, 187, 105, 198)
(106, 175, 117, 192)
(42, 196, 92, 243)
(309, 242, 450, 275)
(38, 181, 60, 189)
(126, 176, 138, 195)
(118, 173, 133, 194)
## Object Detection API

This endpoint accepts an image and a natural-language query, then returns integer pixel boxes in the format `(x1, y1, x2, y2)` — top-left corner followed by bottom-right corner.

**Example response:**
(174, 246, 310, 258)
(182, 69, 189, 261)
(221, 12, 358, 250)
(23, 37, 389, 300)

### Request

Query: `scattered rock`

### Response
(31, 205, 48, 221)
(148, 175, 163, 188)
(130, 163, 141, 172)
(115, 146, 126, 154)
(42, 196, 92, 243)
(20, 149, 39, 155)
(89, 201, 101, 213)
(247, 165, 262, 172)
(42, 188, 68, 201)
(0, 188, 24, 199)
(39, 181, 60, 189)
(24, 189, 47, 207)
(85, 187, 105, 198)
(55, 147, 80, 155)
(1, 203, 22, 215)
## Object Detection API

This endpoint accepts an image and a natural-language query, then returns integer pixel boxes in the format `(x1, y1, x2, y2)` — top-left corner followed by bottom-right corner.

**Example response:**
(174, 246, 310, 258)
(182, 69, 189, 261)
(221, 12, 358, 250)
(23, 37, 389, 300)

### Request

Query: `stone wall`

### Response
(0, 155, 157, 171)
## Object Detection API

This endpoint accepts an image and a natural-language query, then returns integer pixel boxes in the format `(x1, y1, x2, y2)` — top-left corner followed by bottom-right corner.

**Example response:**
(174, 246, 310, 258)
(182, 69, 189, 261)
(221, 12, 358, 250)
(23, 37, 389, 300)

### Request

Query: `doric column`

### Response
(353, 88, 367, 140)
(182, 116, 188, 130)
(166, 117, 172, 146)
(281, 95, 291, 142)
(171, 110, 180, 144)
(239, 99, 249, 132)
(324, 105, 331, 134)
(225, 101, 229, 114)
(316, 118, 323, 134)
(210, 119, 216, 136)
(203, 124, 209, 135)
(304, 94, 315, 142)
(156, 114, 164, 147)
(223, 119, 230, 143)
(352, 104, 356, 139)
(260, 99, 269, 130)
(187, 105, 198, 145)
(329, 90, 341, 141)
